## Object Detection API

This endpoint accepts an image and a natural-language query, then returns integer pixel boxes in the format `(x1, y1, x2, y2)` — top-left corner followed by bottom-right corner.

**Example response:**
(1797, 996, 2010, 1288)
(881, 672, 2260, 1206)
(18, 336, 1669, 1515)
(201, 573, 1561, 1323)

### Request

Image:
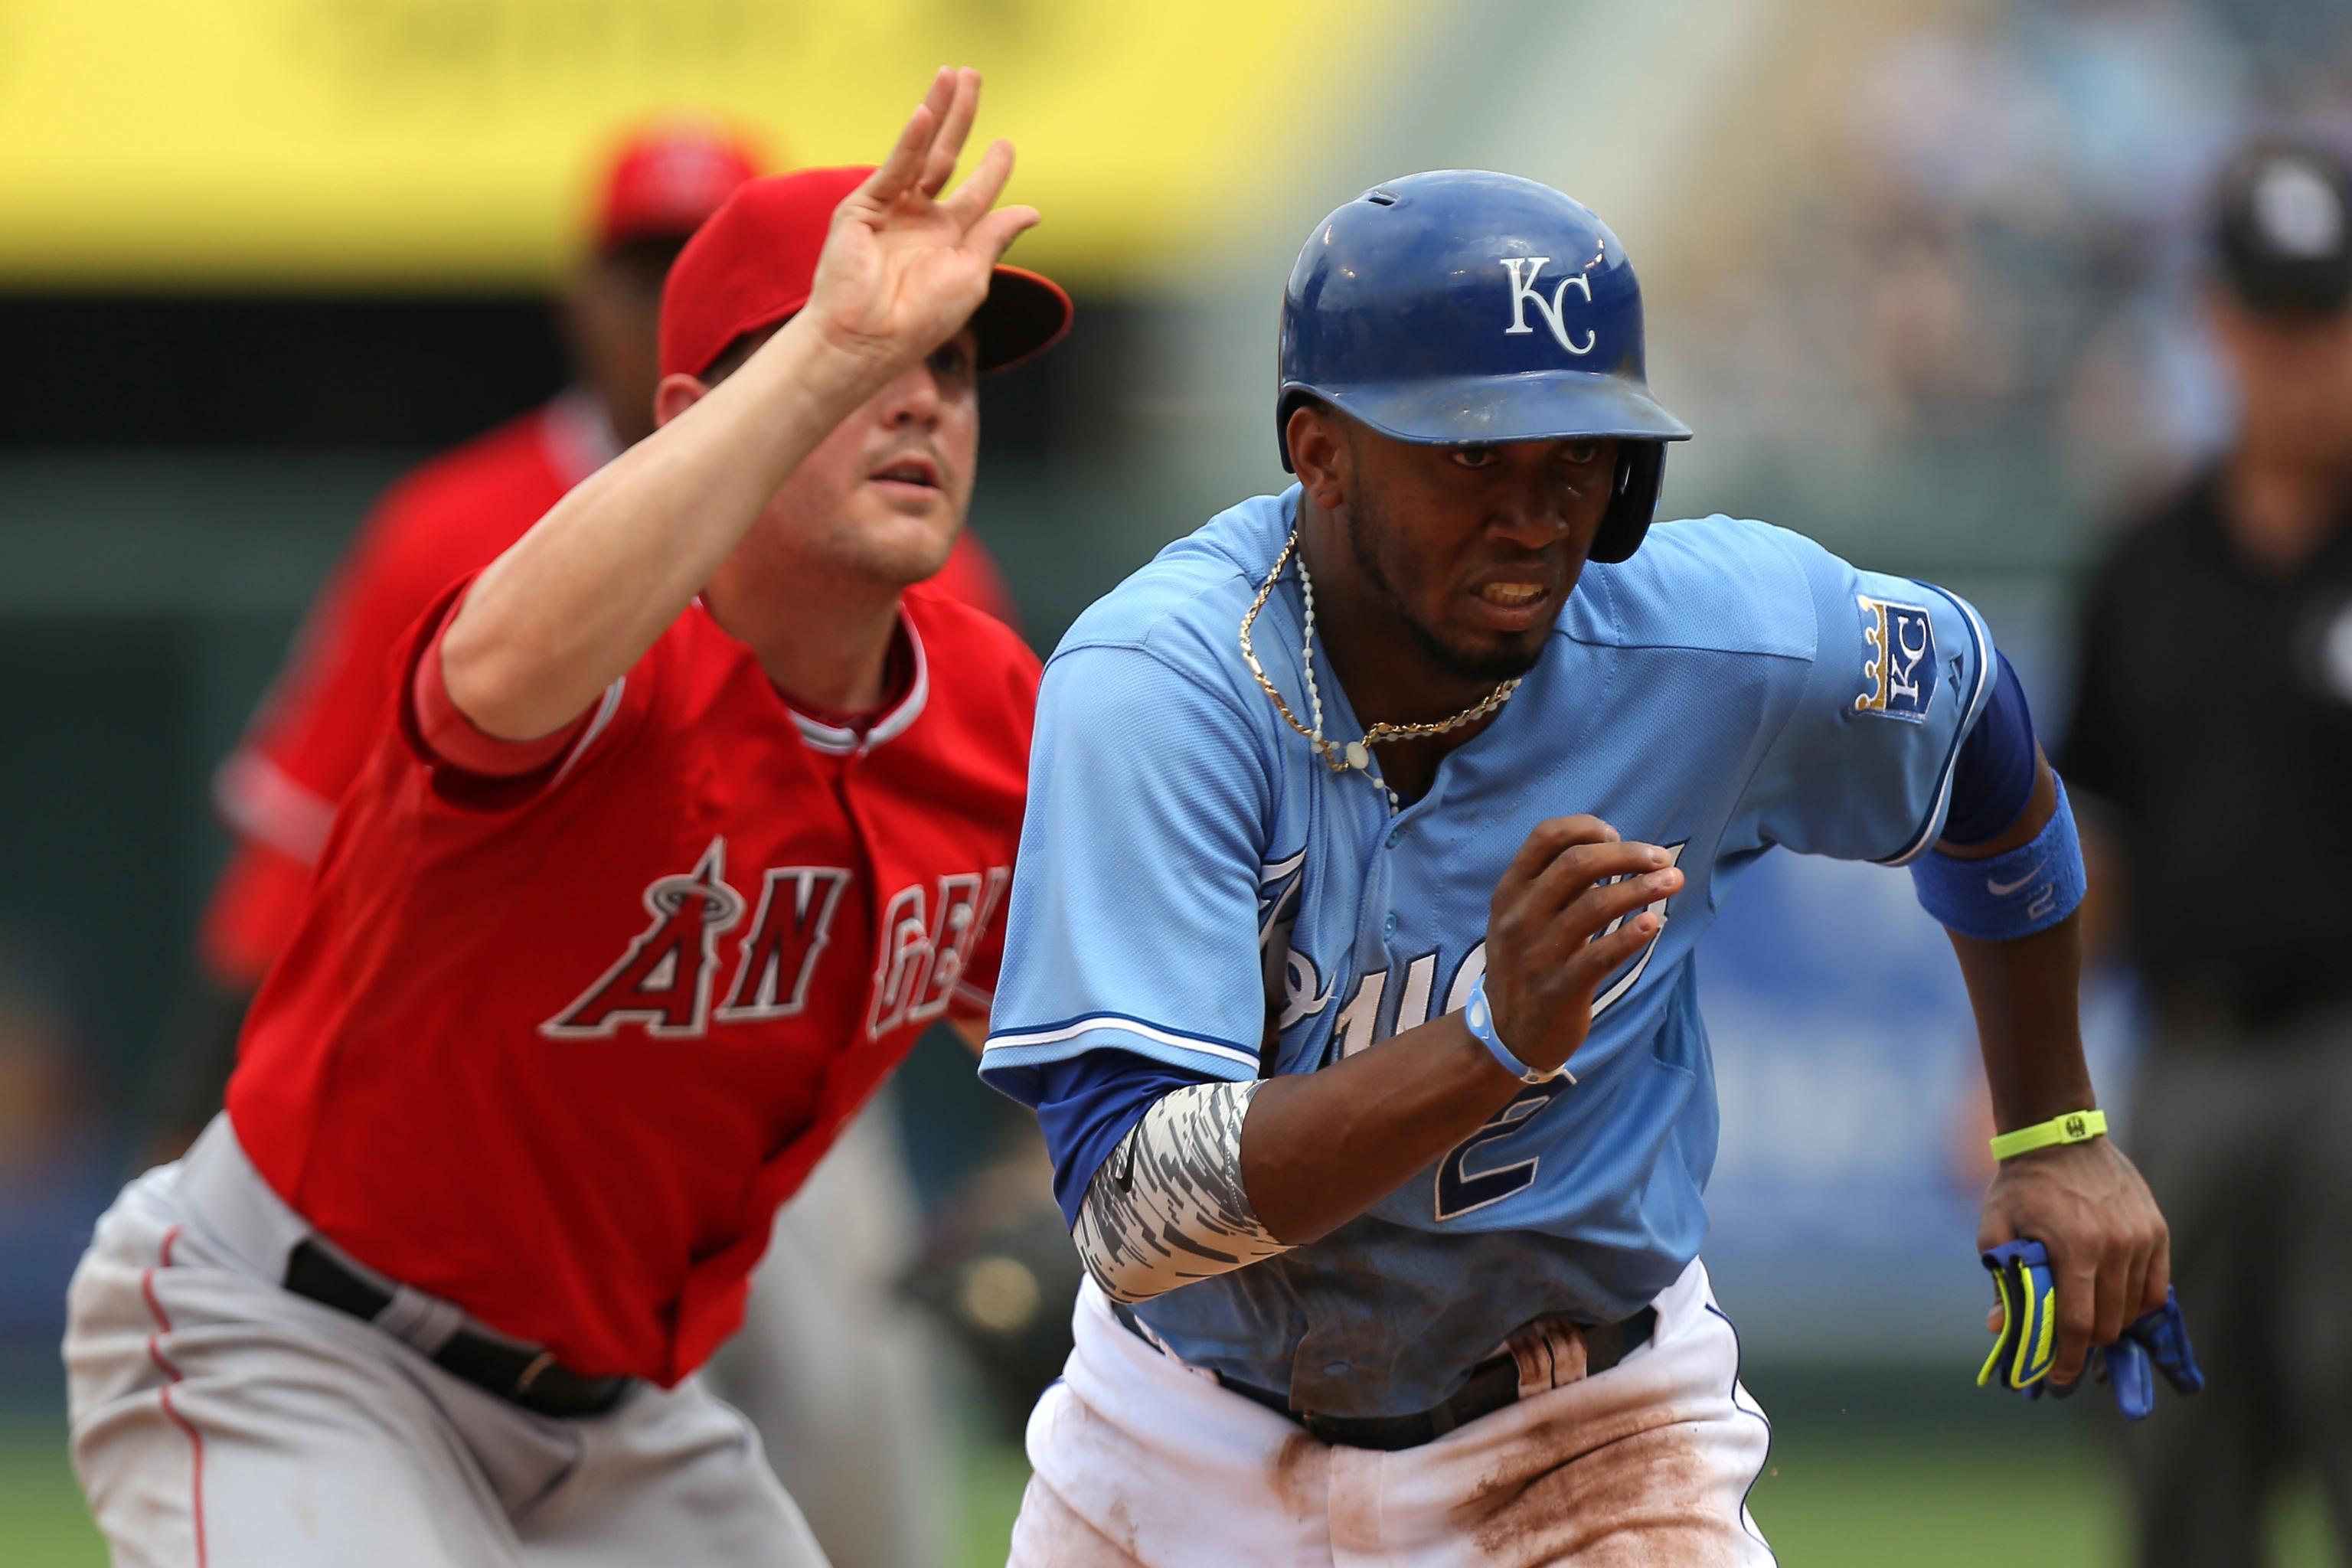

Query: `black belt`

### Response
(284, 1241, 629, 1419)
(1109, 1301, 1658, 1452)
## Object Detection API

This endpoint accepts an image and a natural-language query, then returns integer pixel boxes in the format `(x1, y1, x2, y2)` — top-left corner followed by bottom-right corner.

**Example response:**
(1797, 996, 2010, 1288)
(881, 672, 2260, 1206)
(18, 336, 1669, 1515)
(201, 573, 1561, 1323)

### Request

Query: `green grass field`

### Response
(5, 1418, 2337, 1566)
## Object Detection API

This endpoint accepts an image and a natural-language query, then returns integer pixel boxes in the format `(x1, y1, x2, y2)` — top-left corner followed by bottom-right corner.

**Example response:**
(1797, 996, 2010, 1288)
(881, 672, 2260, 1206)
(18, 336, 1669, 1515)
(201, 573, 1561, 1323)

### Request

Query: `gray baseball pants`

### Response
(63, 1116, 830, 1567)
(2118, 1001, 2352, 1566)
(705, 1094, 946, 1568)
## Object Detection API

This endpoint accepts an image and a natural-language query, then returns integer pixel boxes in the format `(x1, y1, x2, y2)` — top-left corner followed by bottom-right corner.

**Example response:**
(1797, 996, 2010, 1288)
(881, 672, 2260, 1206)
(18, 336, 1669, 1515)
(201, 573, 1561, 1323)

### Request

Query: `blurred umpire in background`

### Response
(140, 122, 991, 1568)
(2064, 136, 2352, 1566)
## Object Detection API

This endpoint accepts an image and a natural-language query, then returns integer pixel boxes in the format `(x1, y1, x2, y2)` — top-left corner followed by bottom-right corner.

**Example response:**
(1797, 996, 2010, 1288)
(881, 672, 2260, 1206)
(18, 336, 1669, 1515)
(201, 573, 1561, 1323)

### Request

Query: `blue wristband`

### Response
(1465, 973, 1573, 1086)
(1909, 778, 2087, 942)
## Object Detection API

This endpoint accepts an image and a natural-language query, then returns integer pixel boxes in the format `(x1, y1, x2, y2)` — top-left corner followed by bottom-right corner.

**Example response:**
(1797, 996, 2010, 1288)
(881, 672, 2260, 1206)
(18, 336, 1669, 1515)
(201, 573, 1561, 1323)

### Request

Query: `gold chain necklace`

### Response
(1237, 528, 1521, 802)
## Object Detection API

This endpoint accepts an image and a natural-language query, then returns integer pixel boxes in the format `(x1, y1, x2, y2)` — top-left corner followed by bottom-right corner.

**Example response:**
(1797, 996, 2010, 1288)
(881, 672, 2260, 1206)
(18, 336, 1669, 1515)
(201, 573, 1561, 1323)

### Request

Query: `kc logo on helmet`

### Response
(1498, 256, 1596, 354)
(1854, 595, 1938, 720)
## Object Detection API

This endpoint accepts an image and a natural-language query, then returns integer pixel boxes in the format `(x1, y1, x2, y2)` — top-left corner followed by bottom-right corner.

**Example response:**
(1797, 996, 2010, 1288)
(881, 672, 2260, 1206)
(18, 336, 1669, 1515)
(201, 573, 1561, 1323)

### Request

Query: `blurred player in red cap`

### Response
(69, 69, 1062, 1566)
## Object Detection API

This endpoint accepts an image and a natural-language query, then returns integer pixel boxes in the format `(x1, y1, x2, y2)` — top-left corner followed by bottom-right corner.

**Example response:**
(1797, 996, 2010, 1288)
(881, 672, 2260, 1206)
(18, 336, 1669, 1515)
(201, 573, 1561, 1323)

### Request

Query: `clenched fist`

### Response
(1483, 815, 1683, 1076)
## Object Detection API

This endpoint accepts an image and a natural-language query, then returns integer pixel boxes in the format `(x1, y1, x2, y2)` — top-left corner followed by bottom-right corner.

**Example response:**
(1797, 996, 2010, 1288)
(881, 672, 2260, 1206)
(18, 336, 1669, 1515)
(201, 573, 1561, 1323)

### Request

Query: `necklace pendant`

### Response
(1343, 740, 1371, 772)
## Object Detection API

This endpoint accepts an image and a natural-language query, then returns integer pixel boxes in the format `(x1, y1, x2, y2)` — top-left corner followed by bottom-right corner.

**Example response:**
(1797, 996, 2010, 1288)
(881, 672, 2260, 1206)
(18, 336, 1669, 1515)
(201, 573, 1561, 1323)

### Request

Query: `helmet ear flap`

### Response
(1588, 443, 1666, 564)
(1276, 387, 1304, 473)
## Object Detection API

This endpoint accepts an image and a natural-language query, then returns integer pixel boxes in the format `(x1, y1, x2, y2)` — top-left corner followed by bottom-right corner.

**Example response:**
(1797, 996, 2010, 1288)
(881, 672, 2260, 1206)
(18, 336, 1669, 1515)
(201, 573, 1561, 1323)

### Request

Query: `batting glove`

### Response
(1976, 1239, 2205, 1421)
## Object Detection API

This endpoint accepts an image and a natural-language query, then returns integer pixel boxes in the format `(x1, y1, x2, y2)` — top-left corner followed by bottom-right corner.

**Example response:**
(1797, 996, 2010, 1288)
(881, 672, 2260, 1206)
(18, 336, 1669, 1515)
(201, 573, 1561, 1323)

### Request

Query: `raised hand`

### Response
(802, 67, 1040, 382)
(1483, 816, 1683, 1076)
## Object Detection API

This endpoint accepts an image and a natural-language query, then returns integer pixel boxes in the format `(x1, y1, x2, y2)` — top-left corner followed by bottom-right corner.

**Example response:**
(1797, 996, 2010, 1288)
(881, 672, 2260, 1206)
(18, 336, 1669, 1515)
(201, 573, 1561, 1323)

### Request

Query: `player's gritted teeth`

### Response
(1463, 563, 1565, 634)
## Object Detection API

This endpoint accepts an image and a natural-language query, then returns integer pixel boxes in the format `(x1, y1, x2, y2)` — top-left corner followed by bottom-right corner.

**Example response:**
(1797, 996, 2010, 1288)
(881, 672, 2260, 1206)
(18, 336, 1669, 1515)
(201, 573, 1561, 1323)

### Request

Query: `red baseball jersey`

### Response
(201, 393, 1021, 988)
(224, 579, 1037, 1383)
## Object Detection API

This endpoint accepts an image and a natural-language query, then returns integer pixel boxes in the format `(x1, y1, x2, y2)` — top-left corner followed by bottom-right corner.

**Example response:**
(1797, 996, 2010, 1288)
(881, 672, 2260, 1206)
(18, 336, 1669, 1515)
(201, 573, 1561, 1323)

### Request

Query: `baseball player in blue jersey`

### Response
(980, 172, 2181, 1564)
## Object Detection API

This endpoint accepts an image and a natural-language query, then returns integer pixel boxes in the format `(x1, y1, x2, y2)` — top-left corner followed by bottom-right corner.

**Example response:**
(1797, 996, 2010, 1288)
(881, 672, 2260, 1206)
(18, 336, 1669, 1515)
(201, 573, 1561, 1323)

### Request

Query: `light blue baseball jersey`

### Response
(981, 486, 1992, 1418)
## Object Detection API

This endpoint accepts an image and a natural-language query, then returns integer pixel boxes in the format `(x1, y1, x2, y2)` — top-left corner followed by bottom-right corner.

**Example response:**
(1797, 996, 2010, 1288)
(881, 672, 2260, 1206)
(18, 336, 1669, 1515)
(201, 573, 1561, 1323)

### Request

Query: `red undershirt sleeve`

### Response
(408, 581, 597, 779)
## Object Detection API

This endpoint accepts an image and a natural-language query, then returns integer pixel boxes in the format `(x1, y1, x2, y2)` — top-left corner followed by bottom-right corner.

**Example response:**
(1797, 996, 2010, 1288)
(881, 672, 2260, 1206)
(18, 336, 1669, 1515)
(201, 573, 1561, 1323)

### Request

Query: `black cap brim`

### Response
(973, 266, 1073, 372)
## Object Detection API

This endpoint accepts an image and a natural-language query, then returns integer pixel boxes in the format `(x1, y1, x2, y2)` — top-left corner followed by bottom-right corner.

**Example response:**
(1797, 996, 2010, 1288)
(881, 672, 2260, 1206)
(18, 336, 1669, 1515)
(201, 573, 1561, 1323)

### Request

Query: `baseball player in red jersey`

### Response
(188, 123, 763, 1012)
(179, 120, 1015, 1064)
(161, 120, 1011, 1568)
(65, 68, 1063, 1566)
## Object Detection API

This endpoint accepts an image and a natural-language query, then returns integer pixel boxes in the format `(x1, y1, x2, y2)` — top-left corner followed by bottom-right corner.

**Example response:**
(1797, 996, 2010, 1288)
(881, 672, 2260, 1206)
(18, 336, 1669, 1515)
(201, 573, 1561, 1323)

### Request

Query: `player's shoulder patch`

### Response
(1851, 593, 1938, 720)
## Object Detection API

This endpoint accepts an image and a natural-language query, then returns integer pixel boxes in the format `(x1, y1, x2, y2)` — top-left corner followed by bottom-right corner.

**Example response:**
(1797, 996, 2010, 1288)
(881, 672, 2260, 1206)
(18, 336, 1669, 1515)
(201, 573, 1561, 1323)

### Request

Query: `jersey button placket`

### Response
(1381, 818, 1403, 946)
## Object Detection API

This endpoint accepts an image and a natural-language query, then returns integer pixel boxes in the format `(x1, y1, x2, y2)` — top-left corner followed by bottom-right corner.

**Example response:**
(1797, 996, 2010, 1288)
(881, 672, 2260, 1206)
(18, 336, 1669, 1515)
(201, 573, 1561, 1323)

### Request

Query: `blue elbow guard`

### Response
(1909, 779, 2086, 941)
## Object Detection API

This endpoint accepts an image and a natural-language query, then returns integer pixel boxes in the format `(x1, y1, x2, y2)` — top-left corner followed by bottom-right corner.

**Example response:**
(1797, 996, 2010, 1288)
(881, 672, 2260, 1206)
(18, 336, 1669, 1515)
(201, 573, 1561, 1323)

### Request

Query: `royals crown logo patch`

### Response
(1854, 595, 1937, 720)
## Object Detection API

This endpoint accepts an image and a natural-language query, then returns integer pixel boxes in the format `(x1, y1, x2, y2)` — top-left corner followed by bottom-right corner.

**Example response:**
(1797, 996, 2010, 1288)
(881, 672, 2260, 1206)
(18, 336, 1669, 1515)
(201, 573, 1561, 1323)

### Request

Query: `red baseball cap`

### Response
(658, 165, 1073, 380)
(595, 123, 765, 253)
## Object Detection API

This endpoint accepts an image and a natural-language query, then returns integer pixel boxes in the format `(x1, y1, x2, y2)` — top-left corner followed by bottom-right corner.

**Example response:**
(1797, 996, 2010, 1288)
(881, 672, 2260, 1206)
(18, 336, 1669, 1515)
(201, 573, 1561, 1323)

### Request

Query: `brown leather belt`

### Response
(284, 1241, 629, 1419)
(1109, 1300, 1657, 1452)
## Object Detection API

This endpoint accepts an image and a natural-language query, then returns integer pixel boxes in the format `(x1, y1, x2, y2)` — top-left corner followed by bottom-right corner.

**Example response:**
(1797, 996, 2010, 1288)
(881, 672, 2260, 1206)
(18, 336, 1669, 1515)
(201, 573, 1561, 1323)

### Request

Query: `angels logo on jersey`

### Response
(541, 839, 750, 1039)
(867, 867, 1011, 1036)
(541, 835, 1008, 1042)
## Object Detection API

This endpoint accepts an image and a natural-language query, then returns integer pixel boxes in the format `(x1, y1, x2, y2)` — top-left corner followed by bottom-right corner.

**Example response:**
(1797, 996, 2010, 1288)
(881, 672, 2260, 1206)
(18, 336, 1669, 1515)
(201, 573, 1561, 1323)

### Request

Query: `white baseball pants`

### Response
(1010, 1262, 1775, 1567)
(63, 1116, 829, 1567)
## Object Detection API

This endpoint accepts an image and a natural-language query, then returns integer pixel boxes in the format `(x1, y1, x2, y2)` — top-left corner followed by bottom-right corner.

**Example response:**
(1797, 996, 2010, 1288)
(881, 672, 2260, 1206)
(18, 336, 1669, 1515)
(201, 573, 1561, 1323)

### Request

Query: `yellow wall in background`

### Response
(0, 0, 1395, 289)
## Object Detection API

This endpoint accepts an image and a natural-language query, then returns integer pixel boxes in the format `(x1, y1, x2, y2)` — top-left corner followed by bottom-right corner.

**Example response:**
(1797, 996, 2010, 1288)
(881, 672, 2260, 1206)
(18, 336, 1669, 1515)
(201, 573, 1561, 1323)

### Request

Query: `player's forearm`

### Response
(1074, 1081, 1293, 1302)
(1931, 750, 2096, 1125)
(1949, 915, 2098, 1129)
(442, 318, 884, 740)
(1241, 1014, 1524, 1245)
(1073, 1028, 1521, 1302)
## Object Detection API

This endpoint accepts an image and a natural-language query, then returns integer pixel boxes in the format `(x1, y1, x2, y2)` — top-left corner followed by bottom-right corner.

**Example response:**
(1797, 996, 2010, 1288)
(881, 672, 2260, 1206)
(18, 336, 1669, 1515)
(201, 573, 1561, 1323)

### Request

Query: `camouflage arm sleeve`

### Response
(1072, 1080, 1292, 1304)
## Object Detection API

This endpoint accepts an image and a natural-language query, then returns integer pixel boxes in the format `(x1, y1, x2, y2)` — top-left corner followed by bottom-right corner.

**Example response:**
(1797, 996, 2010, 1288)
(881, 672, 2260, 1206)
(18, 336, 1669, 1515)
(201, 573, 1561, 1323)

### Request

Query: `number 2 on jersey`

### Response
(1433, 1079, 1569, 1220)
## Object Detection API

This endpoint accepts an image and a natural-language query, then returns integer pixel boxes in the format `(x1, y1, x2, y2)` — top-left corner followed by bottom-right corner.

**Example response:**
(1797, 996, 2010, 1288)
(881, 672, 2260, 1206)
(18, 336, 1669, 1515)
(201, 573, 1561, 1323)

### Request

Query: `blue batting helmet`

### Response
(1276, 170, 1691, 564)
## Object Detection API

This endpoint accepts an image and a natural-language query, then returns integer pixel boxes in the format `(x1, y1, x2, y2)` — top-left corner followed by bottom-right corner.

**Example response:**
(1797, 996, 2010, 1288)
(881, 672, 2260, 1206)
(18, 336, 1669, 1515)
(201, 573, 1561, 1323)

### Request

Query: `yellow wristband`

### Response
(1989, 1109, 2107, 1162)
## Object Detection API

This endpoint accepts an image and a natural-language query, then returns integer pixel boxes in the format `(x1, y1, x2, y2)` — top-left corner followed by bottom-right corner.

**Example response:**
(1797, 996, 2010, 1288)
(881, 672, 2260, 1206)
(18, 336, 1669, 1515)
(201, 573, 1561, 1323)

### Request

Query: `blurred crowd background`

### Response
(5, 1, 2350, 1563)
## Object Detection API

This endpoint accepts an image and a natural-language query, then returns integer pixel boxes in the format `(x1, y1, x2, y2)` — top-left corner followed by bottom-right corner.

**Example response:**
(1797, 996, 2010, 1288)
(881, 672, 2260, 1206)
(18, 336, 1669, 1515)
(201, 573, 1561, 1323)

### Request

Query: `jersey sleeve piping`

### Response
(1873, 583, 1996, 867)
(548, 678, 630, 787)
(982, 630, 1276, 1107)
(982, 1012, 1260, 1088)
(390, 576, 660, 813)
